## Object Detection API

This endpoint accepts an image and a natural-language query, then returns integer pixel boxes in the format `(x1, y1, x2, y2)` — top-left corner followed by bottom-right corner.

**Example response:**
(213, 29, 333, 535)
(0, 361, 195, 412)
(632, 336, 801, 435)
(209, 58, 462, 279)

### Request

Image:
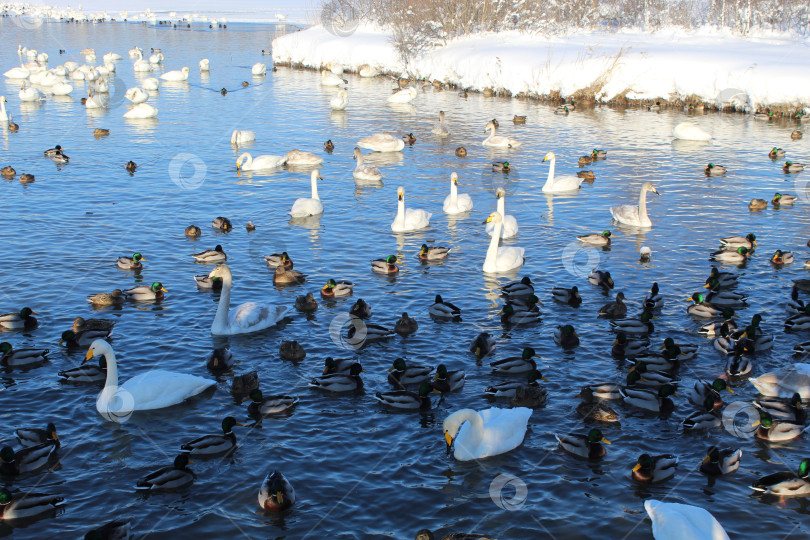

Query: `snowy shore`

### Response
(272, 24, 810, 112)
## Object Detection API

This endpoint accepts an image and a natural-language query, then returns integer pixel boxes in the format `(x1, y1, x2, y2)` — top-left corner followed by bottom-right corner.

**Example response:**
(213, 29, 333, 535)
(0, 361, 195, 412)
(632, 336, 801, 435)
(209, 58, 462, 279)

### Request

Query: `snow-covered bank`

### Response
(272, 24, 810, 111)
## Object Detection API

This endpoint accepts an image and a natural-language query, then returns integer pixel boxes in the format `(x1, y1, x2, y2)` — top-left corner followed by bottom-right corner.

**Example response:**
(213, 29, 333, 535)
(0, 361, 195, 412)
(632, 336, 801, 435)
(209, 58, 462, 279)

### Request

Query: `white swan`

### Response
(123, 103, 158, 119)
(391, 186, 431, 232)
(94, 78, 109, 93)
(50, 82, 73, 96)
(357, 132, 405, 152)
(443, 172, 474, 214)
(230, 129, 255, 146)
(19, 82, 43, 102)
(483, 120, 520, 148)
(84, 91, 109, 109)
(149, 52, 164, 65)
(0, 96, 11, 122)
(283, 149, 324, 166)
(289, 170, 323, 217)
(359, 65, 378, 77)
(84, 340, 215, 418)
(483, 212, 524, 273)
(199, 58, 209, 71)
(485, 188, 518, 238)
(208, 264, 290, 335)
(133, 51, 151, 73)
(251, 62, 266, 75)
(330, 89, 348, 111)
(142, 78, 160, 91)
(443, 407, 532, 461)
(236, 152, 286, 171)
(610, 181, 659, 227)
(749, 364, 810, 399)
(36, 52, 48, 63)
(160, 67, 190, 81)
(388, 87, 417, 103)
(542, 152, 584, 193)
(103, 52, 123, 63)
(3, 67, 29, 79)
(352, 147, 383, 181)
(644, 500, 730, 540)
(673, 121, 712, 141)
(431, 110, 450, 137)
(128, 46, 143, 58)
(125, 87, 148, 104)
(321, 70, 345, 86)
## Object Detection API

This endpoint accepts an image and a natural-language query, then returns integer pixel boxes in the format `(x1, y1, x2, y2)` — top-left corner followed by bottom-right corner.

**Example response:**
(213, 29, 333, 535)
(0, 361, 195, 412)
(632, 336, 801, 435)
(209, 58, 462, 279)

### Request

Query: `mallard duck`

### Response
(785, 306, 810, 332)
(720, 233, 756, 250)
(513, 115, 526, 124)
(244, 389, 299, 417)
(58, 354, 106, 383)
(417, 244, 450, 261)
(191, 244, 226, 263)
(611, 333, 649, 358)
(510, 384, 547, 408)
(704, 163, 726, 176)
(788, 286, 807, 314)
(501, 276, 534, 298)
(430, 364, 465, 394)
(402, 133, 416, 145)
(578, 170, 596, 182)
(753, 411, 803, 442)
(698, 286, 747, 308)
(429, 295, 461, 320)
(371, 255, 399, 274)
(309, 363, 364, 392)
(771, 249, 794, 266)
(575, 393, 619, 422)
(591, 148, 606, 159)
(19, 173, 34, 183)
(470, 332, 496, 359)
(50, 150, 69, 164)
(598, 292, 627, 318)
(0, 488, 64, 520)
(294, 293, 318, 312)
(552, 286, 581, 307)
(322, 357, 359, 375)
(394, 312, 418, 335)
(93, 128, 110, 137)
(687, 294, 726, 318)
(643, 282, 663, 310)
(751, 458, 810, 497)
(737, 324, 774, 352)
(794, 279, 810, 292)
(245, 221, 256, 232)
(749, 198, 768, 210)
(620, 384, 676, 412)
(754, 393, 806, 424)
(725, 351, 753, 377)
(43, 145, 64, 157)
(323, 139, 334, 152)
(772, 192, 797, 207)
(230, 372, 259, 395)
(0, 308, 38, 330)
(579, 380, 626, 402)
(375, 382, 436, 411)
(700, 446, 741, 475)
(509, 294, 542, 313)
(60, 328, 111, 349)
(1, 166, 16, 178)
(791, 130, 803, 140)
(123, 282, 166, 301)
(769, 147, 785, 159)
(349, 298, 372, 319)
(553, 324, 579, 348)
(648, 101, 661, 111)
(555, 105, 570, 115)
(185, 225, 201, 237)
(578, 230, 612, 246)
(347, 320, 393, 345)
(15, 423, 58, 448)
(279, 340, 305, 361)
(72, 317, 115, 333)
(784, 161, 805, 173)
(180, 417, 244, 456)
(212, 216, 232, 231)
(588, 270, 614, 291)
(706, 267, 738, 289)
(388, 357, 431, 388)
(0, 443, 57, 475)
(136, 454, 195, 491)
(712, 246, 750, 264)
(687, 378, 733, 409)
(125, 161, 137, 173)
(0, 342, 48, 367)
(611, 310, 655, 335)
(264, 252, 293, 269)
(116, 252, 144, 270)
(484, 370, 546, 398)
(415, 530, 491, 540)
(682, 397, 722, 430)
(194, 274, 222, 290)
(657, 337, 697, 361)
(205, 348, 233, 372)
(83, 520, 132, 539)
(321, 279, 354, 297)
(632, 453, 678, 482)
(713, 323, 738, 354)
(492, 161, 511, 172)
(455, 147, 467, 157)
(499, 304, 539, 326)
(578, 155, 593, 167)
(274, 266, 304, 285)
(490, 348, 538, 375)
(629, 362, 676, 389)
(556, 428, 610, 459)
(258, 470, 295, 512)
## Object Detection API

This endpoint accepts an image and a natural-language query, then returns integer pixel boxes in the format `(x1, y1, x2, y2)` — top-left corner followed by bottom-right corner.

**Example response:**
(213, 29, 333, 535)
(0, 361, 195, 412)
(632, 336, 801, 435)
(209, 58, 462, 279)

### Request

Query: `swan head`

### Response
(182, 67, 190, 74)
(450, 172, 458, 185)
(484, 120, 496, 132)
(353, 147, 361, 160)
(311, 170, 322, 181)
(443, 408, 478, 450)
(495, 187, 505, 200)
(439, 110, 445, 121)
(543, 152, 555, 162)
(642, 182, 659, 195)
(397, 186, 404, 201)
(236, 153, 250, 170)
(208, 263, 232, 279)
(83, 339, 113, 363)
(483, 211, 502, 225)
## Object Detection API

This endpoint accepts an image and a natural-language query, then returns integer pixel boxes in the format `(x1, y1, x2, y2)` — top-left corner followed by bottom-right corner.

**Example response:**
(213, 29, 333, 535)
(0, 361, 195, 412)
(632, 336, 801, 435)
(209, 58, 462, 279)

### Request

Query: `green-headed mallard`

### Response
(551, 286, 581, 307)
(324, 139, 334, 152)
(211, 216, 232, 231)
(611, 333, 649, 358)
(700, 446, 741, 475)
(418, 244, 450, 261)
(772, 192, 797, 207)
(258, 470, 295, 511)
(771, 249, 794, 266)
(470, 332, 495, 359)
(502, 276, 534, 298)
(769, 147, 785, 159)
(736, 324, 774, 351)
(371, 255, 399, 274)
(682, 396, 722, 430)
(244, 389, 299, 417)
(788, 286, 806, 314)
(577, 230, 612, 246)
(430, 364, 465, 394)
(687, 294, 726, 318)
(58, 355, 106, 383)
(191, 245, 226, 263)
(490, 347, 538, 375)
(556, 428, 610, 459)
(658, 337, 697, 361)
(749, 198, 767, 210)
(753, 411, 803, 442)
(321, 279, 354, 297)
(598, 292, 626, 318)
(611, 309, 655, 335)
(185, 225, 201, 237)
(294, 293, 318, 312)
(0, 342, 48, 367)
(264, 251, 293, 269)
(402, 133, 416, 145)
(135, 454, 195, 491)
(309, 363, 364, 392)
(0, 443, 57, 475)
(349, 298, 372, 319)
(785, 305, 810, 331)
(725, 350, 753, 377)
(704, 163, 726, 176)
(754, 393, 806, 424)
(484, 369, 546, 398)
(713, 322, 738, 354)
(322, 357, 358, 375)
(588, 270, 614, 291)
(125, 161, 137, 173)
(15, 423, 58, 448)
(279, 340, 305, 361)
(706, 267, 738, 289)
(0, 308, 37, 330)
(591, 148, 606, 159)
(273, 266, 304, 285)
(711, 246, 749, 264)
(719, 233, 756, 250)
(648, 101, 661, 111)
(180, 416, 245, 456)
(116, 252, 144, 270)
(394, 312, 418, 335)
(87, 289, 124, 306)
(620, 384, 676, 413)
(697, 286, 748, 308)
(553, 324, 579, 348)
(205, 348, 233, 372)
(60, 329, 111, 349)
(194, 274, 222, 290)
(784, 161, 805, 173)
(555, 105, 570, 115)
(632, 453, 678, 482)
(123, 282, 166, 301)
(0, 488, 64, 520)
(751, 458, 810, 496)
(643, 282, 663, 310)
(687, 379, 732, 409)
(347, 320, 392, 344)
(375, 382, 436, 411)
(509, 294, 542, 313)
(629, 362, 676, 389)
(388, 357, 431, 388)
(499, 304, 539, 326)
(492, 160, 511, 172)
(429, 295, 461, 320)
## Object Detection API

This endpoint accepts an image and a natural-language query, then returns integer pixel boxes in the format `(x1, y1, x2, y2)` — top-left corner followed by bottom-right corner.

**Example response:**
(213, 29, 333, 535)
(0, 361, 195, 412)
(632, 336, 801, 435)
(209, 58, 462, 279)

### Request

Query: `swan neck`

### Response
(543, 156, 556, 189)
(213, 269, 233, 331)
(396, 196, 405, 221)
(458, 410, 485, 449)
(638, 186, 649, 224)
(102, 348, 119, 392)
(355, 152, 364, 168)
(311, 172, 320, 200)
(485, 220, 502, 267)
(450, 180, 458, 201)
(497, 195, 505, 217)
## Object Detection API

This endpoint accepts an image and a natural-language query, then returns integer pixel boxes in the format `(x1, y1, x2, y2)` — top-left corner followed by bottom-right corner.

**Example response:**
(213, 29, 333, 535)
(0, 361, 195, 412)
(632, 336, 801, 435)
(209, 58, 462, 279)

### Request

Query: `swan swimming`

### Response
(644, 499, 730, 540)
(673, 121, 712, 141)
(485, 188, 518, 239)
(236, 152, 286, 171)
(542, 152, 584, 193)
(352, 147, 383, 182)
(160, 67, 190, 81)
(289, 170, 324, 217)
(443, 172, 474, 214)
(483, 120, 520, 148)
(482, 212, 524, 273)
(443, 407, 532, 460)
(357, 132, 405, 152)
(251, 63, 266, 75)
(125, 87, 148, 104)
(391, 186, 431, 232)
(388, 87, 417, 104)
(230, 129, 255, 146)
(330, 88, 348, 111)
(610, 181, 659, 228)
(208, 264, 290, 335)
(123, 103, 158, 118)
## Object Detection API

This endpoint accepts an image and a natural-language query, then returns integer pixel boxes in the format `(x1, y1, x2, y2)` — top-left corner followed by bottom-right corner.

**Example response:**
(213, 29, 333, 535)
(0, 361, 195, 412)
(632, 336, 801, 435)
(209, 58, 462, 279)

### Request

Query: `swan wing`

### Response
(458, 407, 531, 459)
(229, 302, 289, 331)
(610, 204, 640, 225)
(121, 370, 215, 410)
(290, 198, 323, 217)
(495, 246, 525, 272)
(404, 208, 431, 229)
(644, 499, 729, 540)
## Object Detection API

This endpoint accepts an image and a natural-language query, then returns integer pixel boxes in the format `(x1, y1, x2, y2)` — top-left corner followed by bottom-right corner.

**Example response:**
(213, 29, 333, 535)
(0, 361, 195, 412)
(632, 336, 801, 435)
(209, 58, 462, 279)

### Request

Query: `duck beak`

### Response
(726, 387, 735, 393)
(275, 491, 284, 504)
(432, 388, 442, 394)
(601, 437, 611, 445)
(541, 376, 549, 382)
(141, 256, 147, 261)
(702, 283, 710, 288)
(387, 366, 396, 372)
(752, 419, 761, 427)
(187, 458, 195, 465)
(632, 463, 641, 472)
(702, 455, 710, 464)
(444, 432, 454, 450)
(161, 287, 168, 293)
